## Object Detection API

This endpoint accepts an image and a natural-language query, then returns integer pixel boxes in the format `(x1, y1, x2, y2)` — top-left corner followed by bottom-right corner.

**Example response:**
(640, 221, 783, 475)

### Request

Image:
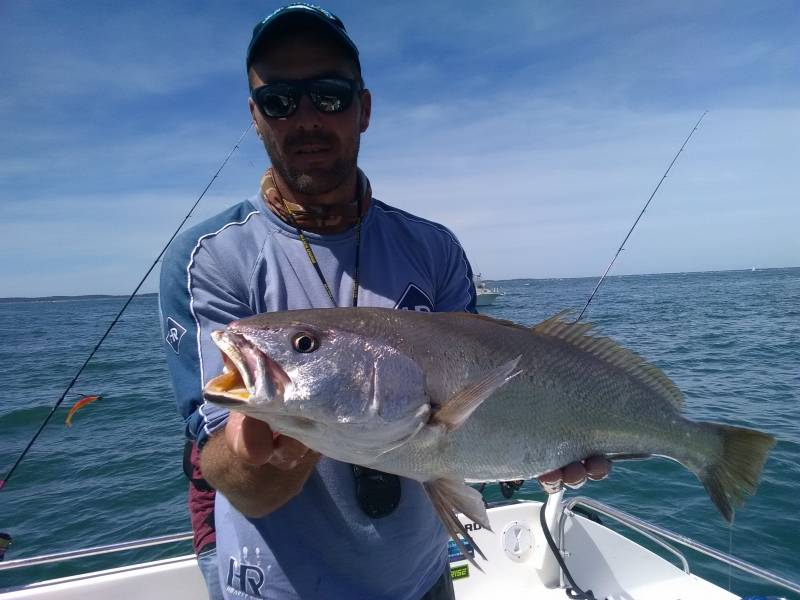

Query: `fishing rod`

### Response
(0, 123, 253, 492)
(575, 110, 707, 322)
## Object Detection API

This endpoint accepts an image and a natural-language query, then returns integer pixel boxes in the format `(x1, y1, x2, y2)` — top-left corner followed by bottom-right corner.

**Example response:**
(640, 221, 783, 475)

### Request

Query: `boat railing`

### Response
(0, 532, 193, 572)
(559, 496, 800, 596)
(4, 499, 799, 597)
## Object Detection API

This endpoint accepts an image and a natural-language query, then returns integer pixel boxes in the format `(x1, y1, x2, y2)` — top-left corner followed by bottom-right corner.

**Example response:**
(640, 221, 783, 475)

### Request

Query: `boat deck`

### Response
(2, 499, 797, 599)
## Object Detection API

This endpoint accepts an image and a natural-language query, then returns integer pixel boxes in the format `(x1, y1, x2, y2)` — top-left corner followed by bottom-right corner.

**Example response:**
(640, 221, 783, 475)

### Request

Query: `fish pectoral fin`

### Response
(424, 479, 490, 572)
(432, 356, 522, 431)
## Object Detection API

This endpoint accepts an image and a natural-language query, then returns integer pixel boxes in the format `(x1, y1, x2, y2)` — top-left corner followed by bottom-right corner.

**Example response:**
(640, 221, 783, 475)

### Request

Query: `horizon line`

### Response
(2, 265, 796, 302)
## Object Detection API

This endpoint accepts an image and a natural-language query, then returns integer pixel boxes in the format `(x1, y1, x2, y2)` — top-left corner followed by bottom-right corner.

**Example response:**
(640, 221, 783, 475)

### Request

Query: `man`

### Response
(160, 5, 609, 599)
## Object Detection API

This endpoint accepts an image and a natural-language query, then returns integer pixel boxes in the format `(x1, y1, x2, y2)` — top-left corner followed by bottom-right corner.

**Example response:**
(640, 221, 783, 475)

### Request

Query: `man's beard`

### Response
(265, 130, 359, 196)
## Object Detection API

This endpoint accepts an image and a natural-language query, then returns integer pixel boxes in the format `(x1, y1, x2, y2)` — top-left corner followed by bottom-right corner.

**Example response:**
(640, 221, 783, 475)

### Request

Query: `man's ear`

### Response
(358, 89, 372, 133)
(248, 97, 259, 122)
(248, 98, 263, 138)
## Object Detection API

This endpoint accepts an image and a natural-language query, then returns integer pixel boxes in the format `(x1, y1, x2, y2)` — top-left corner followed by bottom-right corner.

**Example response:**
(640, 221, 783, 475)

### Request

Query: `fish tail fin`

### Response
(697, 424, 775, 521)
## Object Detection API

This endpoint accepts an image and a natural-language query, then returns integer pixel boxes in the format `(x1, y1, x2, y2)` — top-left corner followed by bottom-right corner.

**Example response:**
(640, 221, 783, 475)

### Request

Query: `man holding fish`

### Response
(161, 5, 609, 599)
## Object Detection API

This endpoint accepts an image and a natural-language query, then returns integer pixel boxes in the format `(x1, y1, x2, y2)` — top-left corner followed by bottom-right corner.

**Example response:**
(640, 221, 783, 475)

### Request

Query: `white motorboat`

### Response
(2, 492, 798, 599)
(474, 273, 503, 307)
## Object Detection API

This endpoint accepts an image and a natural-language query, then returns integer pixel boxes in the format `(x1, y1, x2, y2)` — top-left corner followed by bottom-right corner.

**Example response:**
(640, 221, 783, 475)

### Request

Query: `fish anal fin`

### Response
(424, 479, 490, 571)
(432, 356, 522, 431)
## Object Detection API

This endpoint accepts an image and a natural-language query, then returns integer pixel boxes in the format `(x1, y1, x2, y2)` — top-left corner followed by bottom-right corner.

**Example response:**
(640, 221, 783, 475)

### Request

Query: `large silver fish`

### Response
(204, 307, 774, 561)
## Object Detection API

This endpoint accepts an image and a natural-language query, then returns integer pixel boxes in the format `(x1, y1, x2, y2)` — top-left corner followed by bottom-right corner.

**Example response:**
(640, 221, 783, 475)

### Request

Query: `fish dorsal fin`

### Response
(532, 312, 684, 408)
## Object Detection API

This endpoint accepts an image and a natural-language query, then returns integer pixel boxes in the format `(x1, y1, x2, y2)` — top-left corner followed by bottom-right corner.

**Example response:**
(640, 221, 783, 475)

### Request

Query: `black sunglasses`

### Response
(352, 465, 401, 518)
(251, 78, 361, 119)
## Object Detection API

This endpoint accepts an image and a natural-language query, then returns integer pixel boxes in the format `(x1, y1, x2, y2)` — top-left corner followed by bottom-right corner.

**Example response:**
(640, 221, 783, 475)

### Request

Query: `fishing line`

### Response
(728, 514, 735, 591)
(0, 123, 253, 492)
(575, 111, 707, 322)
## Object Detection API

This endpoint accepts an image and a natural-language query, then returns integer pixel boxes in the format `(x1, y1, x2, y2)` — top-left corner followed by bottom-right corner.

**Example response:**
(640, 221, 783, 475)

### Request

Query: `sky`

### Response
(1, 1, 798, 297)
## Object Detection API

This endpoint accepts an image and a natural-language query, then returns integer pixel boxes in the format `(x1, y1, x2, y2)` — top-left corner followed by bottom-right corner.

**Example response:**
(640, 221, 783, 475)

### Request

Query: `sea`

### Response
(1, 267, 799, 597)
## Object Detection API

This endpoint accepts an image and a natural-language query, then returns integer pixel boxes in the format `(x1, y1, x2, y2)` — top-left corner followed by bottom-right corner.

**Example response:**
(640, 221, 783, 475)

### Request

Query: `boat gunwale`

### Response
(560, 496, 800, 596)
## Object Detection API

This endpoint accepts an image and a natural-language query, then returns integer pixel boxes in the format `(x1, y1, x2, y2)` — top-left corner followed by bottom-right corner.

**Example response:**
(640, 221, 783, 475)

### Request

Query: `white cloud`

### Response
(1, 1, 798, 295)
(363, 105, 800, 279)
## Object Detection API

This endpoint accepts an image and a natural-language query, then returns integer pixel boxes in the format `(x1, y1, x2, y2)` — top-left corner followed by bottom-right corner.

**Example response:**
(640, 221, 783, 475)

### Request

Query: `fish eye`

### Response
(291, 332, 319, 353)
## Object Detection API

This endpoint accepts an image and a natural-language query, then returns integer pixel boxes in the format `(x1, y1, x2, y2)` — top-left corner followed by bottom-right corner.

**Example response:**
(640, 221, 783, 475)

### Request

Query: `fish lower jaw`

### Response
(204, 368, 251, 405)
(203, 392, 250, 408)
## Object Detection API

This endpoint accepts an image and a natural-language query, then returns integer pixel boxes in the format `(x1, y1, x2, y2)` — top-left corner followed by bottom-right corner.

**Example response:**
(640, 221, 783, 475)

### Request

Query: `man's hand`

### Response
(538, 456, 611, 494)
(201, 412, 319, 518)
(225, 411, 315, 469)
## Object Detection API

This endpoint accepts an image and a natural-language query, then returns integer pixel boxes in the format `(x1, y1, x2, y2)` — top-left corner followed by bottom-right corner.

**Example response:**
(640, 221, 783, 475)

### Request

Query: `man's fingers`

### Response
(225, 413, 275, 466)
(538, 456, 611, 493)
(562, 461, 587, 489)
(222, 413, 317, 473)
(538, 469, 564, 494)
(267, 436, 316, 470)
(585, 455, 611, 480)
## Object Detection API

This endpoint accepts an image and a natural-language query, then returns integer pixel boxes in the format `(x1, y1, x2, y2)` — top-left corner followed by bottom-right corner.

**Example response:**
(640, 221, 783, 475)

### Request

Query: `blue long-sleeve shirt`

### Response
(159, 192, 476, 599)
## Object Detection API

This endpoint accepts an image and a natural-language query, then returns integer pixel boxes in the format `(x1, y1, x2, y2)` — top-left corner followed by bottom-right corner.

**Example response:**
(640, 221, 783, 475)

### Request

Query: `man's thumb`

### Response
(226, 412, 275, 465)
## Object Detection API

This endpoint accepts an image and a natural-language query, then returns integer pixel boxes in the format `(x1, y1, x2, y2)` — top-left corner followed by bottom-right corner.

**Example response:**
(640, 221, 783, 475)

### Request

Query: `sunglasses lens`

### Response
(308, 79, 355, 113)
(255, 84, 297, 118)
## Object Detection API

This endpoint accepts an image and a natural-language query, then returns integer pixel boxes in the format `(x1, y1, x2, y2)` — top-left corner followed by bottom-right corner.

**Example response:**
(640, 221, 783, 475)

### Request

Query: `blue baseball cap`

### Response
(246, 4, 361, 72)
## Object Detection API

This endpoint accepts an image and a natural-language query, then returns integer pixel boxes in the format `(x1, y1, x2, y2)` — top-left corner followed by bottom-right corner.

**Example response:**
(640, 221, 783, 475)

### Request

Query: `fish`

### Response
(203, 307, 775, 564)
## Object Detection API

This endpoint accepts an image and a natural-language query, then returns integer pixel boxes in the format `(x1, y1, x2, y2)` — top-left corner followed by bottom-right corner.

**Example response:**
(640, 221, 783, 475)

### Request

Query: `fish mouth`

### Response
(203, 330, 290, 407)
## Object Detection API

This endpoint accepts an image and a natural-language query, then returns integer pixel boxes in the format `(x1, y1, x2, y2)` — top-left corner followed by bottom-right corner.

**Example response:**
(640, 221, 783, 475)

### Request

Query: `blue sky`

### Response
(1, 1, 798, 296)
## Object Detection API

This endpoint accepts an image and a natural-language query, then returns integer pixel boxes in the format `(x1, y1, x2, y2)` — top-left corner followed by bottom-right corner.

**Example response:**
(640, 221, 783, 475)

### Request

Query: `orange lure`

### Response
(65, 395, 102, 427)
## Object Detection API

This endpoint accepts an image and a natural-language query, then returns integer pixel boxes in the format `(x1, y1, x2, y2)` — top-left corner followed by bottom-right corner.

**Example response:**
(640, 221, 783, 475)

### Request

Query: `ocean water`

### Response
(1, 268, 799, 596)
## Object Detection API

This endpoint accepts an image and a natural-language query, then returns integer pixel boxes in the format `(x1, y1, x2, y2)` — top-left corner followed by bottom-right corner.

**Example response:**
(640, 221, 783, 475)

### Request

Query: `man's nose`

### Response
(291, 93, 323, 128)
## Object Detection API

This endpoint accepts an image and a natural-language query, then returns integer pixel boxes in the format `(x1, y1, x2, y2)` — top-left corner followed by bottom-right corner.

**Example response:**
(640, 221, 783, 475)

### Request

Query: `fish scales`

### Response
(360, 311, 705, 481)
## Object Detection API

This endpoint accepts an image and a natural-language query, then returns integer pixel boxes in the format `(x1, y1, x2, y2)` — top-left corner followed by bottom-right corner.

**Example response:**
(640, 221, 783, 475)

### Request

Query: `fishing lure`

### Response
(65, 395, 102, 427)
(0, 125, 252, 491)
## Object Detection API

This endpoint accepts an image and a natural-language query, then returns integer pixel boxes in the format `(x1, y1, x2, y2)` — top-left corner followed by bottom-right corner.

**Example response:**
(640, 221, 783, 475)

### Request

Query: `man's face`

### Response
(248, 33, 371, 197)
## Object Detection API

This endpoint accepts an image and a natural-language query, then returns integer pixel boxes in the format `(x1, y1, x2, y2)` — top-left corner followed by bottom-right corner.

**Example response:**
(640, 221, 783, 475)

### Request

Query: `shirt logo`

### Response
(226, 546, 266, 598)
(394, 283, 433, 312)
(165, 317, 187, 354)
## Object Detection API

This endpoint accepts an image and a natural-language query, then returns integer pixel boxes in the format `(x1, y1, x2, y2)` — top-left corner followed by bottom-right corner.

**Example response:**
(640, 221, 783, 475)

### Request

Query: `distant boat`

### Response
(751, 266, 757, 272)
(473, 273, 503, 306)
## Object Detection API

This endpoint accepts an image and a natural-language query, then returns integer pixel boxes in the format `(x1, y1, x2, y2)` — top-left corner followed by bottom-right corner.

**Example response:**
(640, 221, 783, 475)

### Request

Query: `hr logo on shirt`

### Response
(226, 546, 266, 598)
(394, 283, 433, 312)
